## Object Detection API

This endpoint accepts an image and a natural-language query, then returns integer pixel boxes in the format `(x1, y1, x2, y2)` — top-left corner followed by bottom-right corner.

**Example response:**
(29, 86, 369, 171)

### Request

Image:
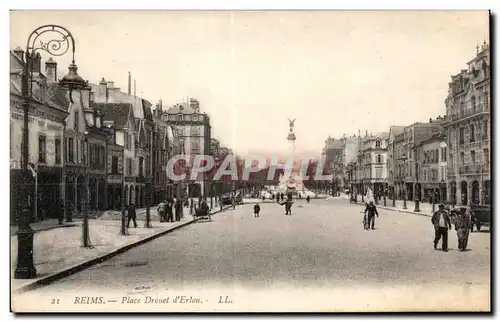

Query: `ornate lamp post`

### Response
(414, 146, 420, 213)
(400, 155, 408, 210)
(81, 109, 102, 248)
(15, 25, 88, 279)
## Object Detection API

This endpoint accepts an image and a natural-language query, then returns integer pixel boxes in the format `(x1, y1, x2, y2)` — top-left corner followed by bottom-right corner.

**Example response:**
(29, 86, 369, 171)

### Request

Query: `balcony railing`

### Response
(450, 107, 488, 121)
(458, 164, 488, 175)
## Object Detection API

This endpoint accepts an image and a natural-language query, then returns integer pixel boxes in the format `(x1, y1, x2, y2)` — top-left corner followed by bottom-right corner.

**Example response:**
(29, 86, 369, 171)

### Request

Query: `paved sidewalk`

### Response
(10, 219, 78, 237)
(11, 206, 232, 294)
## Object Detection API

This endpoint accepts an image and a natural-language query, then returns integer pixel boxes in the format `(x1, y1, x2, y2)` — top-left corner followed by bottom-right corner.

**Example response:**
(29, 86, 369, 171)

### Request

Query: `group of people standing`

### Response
(431, 204, 471, 252)
(157, 198, 185, 223)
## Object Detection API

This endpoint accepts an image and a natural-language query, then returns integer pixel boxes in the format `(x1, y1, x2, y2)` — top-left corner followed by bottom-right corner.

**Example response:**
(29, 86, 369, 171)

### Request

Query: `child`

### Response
(254, 203, 261, 218)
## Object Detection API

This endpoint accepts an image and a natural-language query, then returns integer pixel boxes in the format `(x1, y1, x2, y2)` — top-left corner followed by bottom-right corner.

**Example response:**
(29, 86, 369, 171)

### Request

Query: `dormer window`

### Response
(375, 140, 381, 148)
(178, 114, 183, 121)
(192, 114, 198, 121)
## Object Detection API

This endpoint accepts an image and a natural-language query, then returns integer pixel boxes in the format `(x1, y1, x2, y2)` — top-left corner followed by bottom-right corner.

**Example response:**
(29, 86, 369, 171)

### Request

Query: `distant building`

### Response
(443, 42, 490, 205)
(362, 132, 389, 198)
(387, 126, 406, 200)
(161, 98, 212, 198)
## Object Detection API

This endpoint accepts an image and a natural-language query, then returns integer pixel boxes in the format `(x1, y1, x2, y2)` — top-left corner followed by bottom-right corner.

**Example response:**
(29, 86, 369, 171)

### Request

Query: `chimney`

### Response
(98, 77, 109, 103)
(365, 130, 368, 137)
(159, 99, 163, 114)
(29, 52, 42, 74)
(134, 79, 136, 96)
(429, 118, 432, 123)
(128, 71, 131, 95)
(45, 57, 57, 82)
(107, 80, 115, 89)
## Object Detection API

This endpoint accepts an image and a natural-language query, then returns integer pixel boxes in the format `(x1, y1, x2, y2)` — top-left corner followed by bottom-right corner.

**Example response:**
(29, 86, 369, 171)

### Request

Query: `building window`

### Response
(482, 120, 488, 140)
(375, 140, 381, 148)
(377, 154, 381, 163)
(459, 128, 464, 145)
(38, 135, 46, 163)
(178, 114, 183, 121)
(128, 158, 132, 176)
(449, 154, 453, 168)
(74, 111, 79, 132)
(470, 124, 475, 142)
(100, 146, 105, 170)
(471, 96, 476, 113)
(55, 139, 61, 164)
(68, 138, 74, 162)
(471, 150, 476, 164)
(483, 148, 489, 166)
(139, 157, 144, 177)
(112, 156, 118, 173)
(460, 152, 465, 166)
(81, 140, 85, 164)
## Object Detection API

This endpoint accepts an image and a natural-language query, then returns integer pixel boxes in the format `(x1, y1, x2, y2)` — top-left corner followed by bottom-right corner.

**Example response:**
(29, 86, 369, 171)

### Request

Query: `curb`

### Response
(351, 202, 432, 218)
(14, 206, 233, 294)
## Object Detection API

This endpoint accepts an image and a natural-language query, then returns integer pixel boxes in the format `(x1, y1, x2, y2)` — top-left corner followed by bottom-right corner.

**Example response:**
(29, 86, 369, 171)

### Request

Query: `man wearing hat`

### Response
(431, 204, 452, 251)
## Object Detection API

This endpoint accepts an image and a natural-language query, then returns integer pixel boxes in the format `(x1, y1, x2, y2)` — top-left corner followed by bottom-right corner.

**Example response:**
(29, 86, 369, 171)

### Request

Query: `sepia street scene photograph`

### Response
(8, 10, 491, 312)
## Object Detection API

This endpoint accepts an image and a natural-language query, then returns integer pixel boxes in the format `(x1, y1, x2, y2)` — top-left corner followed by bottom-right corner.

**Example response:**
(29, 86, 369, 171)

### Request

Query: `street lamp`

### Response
(81, 108, 102, 248)
(400, 155, 408, 210)
(414, 146, 420, 213)
(120, 127, 129, 236)
(15, 25, 88, 279)
(145, 127, 153, 228)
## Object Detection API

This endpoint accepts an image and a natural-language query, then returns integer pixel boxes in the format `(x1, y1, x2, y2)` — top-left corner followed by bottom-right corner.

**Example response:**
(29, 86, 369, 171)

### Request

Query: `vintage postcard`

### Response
(9, 10, 491, 312)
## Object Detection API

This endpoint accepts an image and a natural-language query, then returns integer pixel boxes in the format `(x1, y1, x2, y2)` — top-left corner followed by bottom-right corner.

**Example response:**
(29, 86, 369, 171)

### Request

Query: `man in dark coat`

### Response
(431, 204, 452, 251)
(166, 198, 174, 222)
(454, 207, 471, 251)
(364, 201, 379, 230)
(175, 197, 183, 221)
(254, 203, 261, 217)
(127, 203, 137, 228)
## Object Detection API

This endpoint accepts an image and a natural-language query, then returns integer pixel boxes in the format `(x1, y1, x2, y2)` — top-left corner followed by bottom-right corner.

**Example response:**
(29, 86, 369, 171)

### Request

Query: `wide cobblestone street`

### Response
(14, 199, 490, 312)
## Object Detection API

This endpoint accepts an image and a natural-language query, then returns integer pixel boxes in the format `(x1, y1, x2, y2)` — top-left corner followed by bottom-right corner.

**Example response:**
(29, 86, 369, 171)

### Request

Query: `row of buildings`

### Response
(323, 42, 491, 207)
(9, 47, 233, 222)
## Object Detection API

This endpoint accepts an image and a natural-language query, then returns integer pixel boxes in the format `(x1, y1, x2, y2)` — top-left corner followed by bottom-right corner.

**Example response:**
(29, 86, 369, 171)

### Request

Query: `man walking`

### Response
(454, 207, 471, 251)
(431, 204, 452, 251)
(364, 201, 379, 230)
(175, 197, 183, 222)
(127, 203, 137, 228)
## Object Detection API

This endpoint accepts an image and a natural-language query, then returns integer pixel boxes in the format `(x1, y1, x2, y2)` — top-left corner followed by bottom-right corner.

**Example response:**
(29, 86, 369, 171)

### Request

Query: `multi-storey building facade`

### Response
(402, 121, 443, 202)
(416, 131, 447, 203)
(387, 126, 405, 200)
(10, 49, 68, 221)
(322, 137, 343, 194)
(361, 132, 389, 198)
(162, 98, 212, 198)
(443, 42, 490, 206)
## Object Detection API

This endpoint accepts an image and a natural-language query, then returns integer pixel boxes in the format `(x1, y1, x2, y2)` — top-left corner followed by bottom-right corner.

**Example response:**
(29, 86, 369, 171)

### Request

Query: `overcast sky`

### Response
(10, 11, 489, 156)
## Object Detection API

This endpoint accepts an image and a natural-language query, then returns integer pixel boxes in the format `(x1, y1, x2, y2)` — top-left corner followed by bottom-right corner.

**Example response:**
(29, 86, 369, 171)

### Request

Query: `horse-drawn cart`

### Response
(193, 204, 211, 222)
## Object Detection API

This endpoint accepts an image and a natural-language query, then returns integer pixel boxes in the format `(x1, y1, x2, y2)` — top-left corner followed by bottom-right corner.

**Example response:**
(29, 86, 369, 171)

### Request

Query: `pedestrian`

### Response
(306, 195, 310, 204)
(364, 201, 379, 230)
(282, 198, 293, 215)
(166, 198, 174, 222)
(58, 200, 64, 225)
(175, 197, 183, 222)
(254, 203, 261, 218)
(262, 194, 266, 201)
(272, 193, 275, 201)
(431, 204, 452, 252)
(200, 198, 209, 217)
(455, 207, 471, 252)
(127, 203, 137, 228)
(231, 195, 236, 209)
(157, 200, 166, 222)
